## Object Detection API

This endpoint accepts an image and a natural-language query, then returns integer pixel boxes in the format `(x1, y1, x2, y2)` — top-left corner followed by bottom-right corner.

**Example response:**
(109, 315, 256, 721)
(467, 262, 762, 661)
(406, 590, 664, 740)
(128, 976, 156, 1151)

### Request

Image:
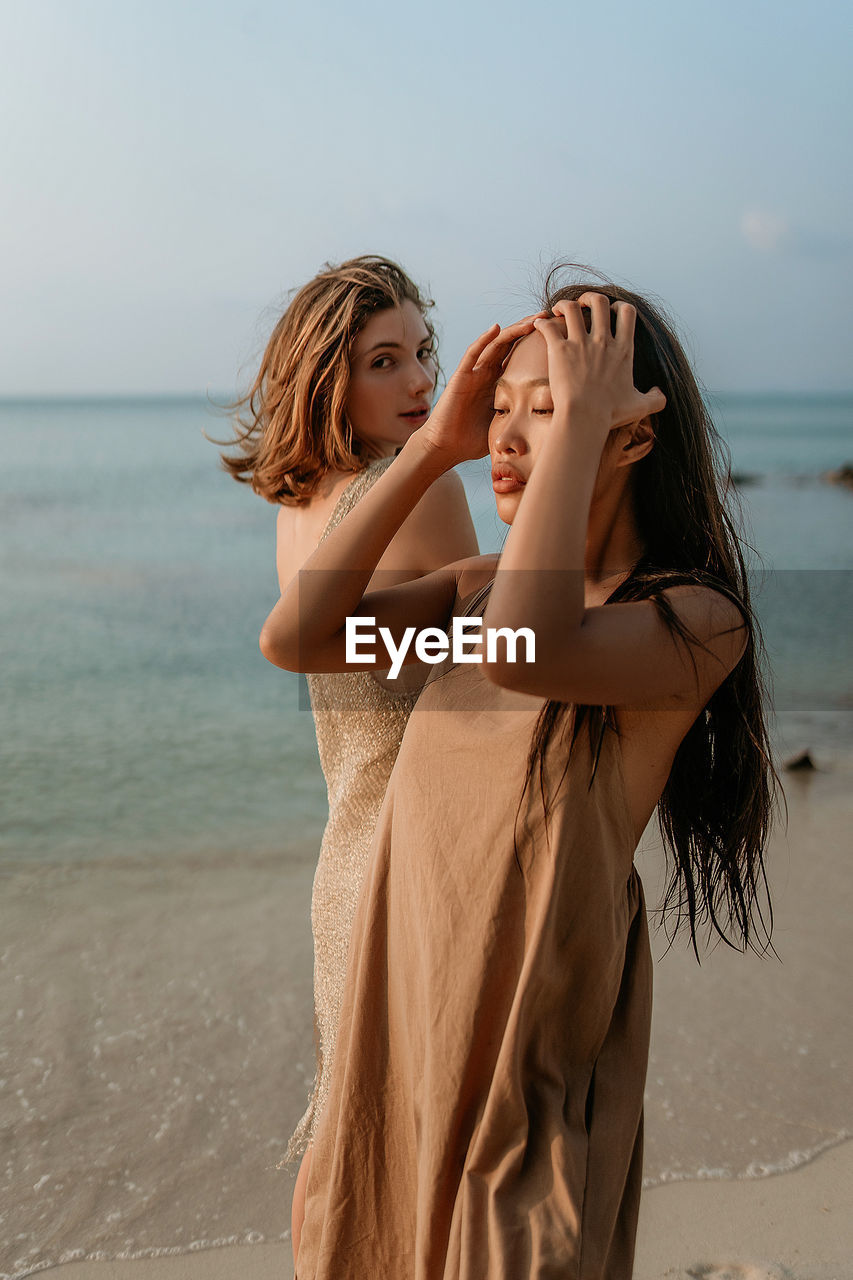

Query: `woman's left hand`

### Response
(417, 314, 544, 466)
(533, 293, 666, 440)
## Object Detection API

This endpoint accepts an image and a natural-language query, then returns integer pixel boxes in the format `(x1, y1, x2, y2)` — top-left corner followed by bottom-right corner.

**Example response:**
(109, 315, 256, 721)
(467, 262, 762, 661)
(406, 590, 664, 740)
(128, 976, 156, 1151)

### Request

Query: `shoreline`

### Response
(15, 1138, 852, 1279)
(3, 764, 850, 1279)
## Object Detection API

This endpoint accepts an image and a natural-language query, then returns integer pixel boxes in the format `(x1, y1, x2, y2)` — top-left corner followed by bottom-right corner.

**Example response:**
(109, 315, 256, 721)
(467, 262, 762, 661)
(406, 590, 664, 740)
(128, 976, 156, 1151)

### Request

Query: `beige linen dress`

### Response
(296, 579, 653, 1279)
(284, 456, 419, 1165)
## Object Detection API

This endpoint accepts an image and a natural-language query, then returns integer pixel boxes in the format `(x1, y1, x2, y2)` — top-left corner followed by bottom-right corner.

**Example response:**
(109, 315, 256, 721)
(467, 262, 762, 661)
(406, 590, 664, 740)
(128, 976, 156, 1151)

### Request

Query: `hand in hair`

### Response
(533, 293, 666, 439)
(418, 315, 544, 466)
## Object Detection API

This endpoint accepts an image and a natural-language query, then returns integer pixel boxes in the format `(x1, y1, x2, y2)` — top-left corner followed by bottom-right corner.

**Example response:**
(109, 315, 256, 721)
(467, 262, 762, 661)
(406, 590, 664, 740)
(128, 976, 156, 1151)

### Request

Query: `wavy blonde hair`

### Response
(218, 255, 436, 504)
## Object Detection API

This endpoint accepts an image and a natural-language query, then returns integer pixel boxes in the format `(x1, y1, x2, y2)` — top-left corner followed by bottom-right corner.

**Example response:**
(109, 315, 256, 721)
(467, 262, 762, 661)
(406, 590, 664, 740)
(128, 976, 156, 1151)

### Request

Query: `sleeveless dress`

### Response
(296, 579, 653, 1279)
(283, 456, 419, 1166)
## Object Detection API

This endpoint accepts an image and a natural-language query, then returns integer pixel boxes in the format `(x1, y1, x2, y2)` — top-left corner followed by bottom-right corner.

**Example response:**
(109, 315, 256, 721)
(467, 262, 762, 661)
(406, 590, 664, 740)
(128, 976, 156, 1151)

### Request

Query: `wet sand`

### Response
(3, 758, 851, 1279)
(30, 1137, 853, 1278)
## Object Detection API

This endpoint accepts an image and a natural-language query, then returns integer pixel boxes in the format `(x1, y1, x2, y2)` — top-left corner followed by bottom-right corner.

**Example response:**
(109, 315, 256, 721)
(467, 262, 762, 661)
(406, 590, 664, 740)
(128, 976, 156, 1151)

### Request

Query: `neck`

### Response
(361, 439, 400, 463)
(584, 473, 645, 588)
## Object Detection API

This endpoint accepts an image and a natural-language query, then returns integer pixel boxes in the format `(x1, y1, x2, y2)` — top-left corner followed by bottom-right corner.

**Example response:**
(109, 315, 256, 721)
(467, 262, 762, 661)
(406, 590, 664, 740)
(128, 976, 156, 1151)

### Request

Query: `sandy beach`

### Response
(28, 1138, 853, 1278)
(3, 757, 851, 1280)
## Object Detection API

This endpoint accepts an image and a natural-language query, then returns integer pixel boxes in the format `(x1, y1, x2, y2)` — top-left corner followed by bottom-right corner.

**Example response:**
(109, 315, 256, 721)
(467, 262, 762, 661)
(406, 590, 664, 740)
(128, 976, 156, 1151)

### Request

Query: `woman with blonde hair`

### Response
(219, 255, 479, 1259)
(260, 274, 778, 1277)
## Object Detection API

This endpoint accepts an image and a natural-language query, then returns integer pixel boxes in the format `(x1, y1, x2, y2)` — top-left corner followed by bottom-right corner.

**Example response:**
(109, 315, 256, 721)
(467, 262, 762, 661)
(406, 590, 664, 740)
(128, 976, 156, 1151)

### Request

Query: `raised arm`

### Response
(377, 467, 479, 577)
(483, 295, 747, 709)
(260, 317, 539, 673)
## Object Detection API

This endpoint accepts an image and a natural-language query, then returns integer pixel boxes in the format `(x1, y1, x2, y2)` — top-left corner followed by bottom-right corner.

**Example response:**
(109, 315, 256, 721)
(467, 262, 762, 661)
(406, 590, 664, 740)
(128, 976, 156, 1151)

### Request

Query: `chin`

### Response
(494, 496, 517, 526)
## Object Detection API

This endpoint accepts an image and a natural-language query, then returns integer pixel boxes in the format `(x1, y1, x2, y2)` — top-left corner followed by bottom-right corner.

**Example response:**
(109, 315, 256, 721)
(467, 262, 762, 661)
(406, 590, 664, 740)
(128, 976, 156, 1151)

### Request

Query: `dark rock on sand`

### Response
(783, 749, 817, 772)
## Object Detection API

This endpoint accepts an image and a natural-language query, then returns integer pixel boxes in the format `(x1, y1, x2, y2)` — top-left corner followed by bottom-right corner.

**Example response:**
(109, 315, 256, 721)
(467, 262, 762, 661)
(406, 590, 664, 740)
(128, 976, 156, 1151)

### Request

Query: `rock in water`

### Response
(823, 462, 853, 489)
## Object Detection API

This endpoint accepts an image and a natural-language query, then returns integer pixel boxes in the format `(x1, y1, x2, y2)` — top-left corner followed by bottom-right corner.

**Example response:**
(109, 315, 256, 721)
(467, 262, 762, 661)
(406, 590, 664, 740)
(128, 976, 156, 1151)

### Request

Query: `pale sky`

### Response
(1, 0, 850, 394)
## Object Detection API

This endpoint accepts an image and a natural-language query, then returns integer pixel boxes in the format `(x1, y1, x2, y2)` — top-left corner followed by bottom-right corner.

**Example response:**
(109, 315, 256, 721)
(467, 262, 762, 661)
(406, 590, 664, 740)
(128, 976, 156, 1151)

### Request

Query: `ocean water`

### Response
(1, 394, 852, 1276)
(2, 393, 851, 869)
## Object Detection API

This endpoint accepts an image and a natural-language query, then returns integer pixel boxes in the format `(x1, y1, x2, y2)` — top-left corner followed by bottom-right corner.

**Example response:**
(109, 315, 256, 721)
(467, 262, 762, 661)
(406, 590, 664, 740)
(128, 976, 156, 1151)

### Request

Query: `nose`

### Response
(408, 355, 435, 398)
(490, 409, 529, 458)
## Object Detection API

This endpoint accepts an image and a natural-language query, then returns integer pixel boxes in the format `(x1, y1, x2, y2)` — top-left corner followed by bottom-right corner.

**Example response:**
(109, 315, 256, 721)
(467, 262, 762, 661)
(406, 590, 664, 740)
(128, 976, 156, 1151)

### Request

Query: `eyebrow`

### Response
(494, 376, 551, 390)
(364, 336, 433, 354)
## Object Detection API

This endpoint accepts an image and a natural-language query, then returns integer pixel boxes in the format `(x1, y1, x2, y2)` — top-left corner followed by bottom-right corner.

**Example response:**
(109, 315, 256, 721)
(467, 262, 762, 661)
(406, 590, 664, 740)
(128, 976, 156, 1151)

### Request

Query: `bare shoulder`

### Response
(420, 467, 467, 498)
(411, 468, 472, 524)
(384, 466, 479, 573)
(404, 467, 469, 525)
(661, 582, 749, 683)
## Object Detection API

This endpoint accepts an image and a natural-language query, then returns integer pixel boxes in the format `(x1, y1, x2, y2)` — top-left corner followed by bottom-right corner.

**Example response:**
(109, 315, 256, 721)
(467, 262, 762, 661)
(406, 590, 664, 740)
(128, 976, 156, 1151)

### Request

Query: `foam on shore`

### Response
(2, 765, 850, 1278)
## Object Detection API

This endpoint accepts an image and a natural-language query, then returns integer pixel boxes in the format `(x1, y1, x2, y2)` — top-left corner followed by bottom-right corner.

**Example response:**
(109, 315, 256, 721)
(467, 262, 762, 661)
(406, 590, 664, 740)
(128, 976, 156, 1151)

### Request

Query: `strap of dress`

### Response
(460, 578, 495, 616)
(319, 456, 395, 542)
(314, 454, 418, 704)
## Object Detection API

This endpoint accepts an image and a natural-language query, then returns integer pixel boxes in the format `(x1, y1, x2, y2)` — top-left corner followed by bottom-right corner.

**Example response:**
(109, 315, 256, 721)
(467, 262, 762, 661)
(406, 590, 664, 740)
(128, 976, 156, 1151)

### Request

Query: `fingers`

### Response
(458, 324, 500, 373)
(457, 299, 645, 379)
(610, 299, 637, 347)
(516, 310, 550, 325)
(536, 295, 641, 361)
(643, 385, 667, 415)
(576, 292, 612, 339)
(547, 300, 586, 341)
(469, 315, 541, 372)
(494, 314, 545, 343)
(541, 296, 611, 342)
(532, 313, 569, 360)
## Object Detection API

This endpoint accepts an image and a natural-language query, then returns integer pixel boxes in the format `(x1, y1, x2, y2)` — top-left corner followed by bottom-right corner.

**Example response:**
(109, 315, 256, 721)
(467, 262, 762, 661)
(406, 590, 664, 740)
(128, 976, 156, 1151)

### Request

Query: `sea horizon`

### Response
(2, 387, 853, 403)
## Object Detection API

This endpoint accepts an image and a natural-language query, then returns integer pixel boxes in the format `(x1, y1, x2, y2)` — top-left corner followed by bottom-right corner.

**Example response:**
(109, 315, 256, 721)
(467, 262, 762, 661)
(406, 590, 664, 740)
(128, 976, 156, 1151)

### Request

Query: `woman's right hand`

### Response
(417, 316, 543, 467)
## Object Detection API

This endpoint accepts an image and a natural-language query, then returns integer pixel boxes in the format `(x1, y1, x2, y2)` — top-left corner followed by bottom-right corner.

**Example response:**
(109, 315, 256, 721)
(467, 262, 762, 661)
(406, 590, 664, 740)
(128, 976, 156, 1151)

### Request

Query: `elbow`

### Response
(259, 619, 297, 671)
(480, 626, 541, 693)
(258, 621, 280, 667)
(484, 659, 575, 701)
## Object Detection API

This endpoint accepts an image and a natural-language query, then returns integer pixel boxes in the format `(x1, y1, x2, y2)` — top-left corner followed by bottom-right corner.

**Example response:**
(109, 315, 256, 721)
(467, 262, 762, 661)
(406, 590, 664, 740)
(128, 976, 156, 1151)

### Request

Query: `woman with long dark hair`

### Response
(260, 272, 778, 1278)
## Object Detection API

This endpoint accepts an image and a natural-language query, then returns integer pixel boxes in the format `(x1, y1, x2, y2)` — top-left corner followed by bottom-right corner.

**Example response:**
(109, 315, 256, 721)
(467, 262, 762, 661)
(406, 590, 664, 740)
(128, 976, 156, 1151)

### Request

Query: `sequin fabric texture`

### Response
(283, 456, 418, 1165)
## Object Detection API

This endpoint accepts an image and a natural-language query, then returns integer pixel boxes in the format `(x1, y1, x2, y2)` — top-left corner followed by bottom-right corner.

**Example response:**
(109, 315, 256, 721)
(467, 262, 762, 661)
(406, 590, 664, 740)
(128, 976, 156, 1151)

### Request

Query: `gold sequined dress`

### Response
(283, 455, 419, 1165)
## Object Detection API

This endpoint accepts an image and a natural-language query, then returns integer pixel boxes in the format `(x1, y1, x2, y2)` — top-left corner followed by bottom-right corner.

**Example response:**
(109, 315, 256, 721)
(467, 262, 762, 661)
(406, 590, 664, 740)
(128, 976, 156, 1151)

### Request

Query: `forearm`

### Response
(484, 413, 605, 642)
(261, 432, 450, 662)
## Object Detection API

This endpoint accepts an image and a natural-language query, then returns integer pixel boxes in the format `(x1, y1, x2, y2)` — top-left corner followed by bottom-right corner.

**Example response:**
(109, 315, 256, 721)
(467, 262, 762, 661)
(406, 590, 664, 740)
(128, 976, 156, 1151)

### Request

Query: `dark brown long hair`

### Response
(515, 266, 782, 958)
(215, 255, 437, 504)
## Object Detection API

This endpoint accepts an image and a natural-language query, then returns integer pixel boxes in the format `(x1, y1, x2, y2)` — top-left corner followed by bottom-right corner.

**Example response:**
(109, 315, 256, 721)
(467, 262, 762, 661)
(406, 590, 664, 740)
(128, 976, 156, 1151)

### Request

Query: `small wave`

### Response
(686, 1265, 798, 1279)
(642, 1129, 852, 1189)
(7, 1138, 851, 1278)
(3, 1230, 291, 1280)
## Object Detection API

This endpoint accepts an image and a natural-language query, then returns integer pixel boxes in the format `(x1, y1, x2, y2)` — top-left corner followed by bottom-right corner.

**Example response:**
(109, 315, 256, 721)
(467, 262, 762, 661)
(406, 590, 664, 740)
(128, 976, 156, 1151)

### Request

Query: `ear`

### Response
(615, 417, 655, 467)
